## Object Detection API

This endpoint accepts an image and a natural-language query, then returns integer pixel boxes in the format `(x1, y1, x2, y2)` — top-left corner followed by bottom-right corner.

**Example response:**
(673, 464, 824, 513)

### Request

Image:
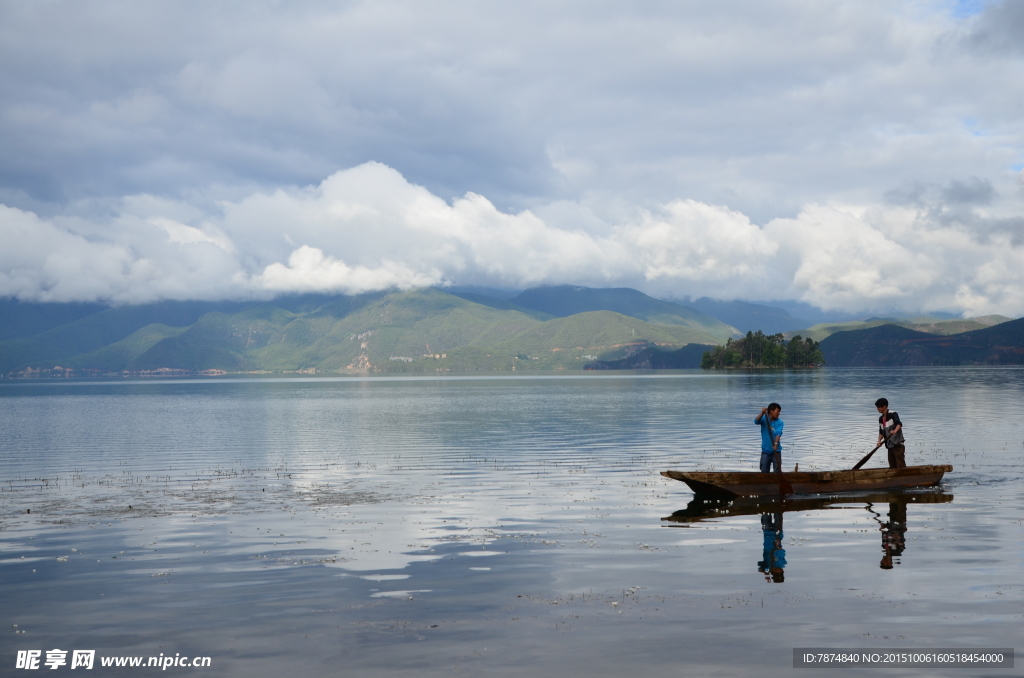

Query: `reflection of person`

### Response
(755, 404, 784, 473)
(875, 398, 906, 468)
(757, 513, 786, 583)
(879, 501, 908, 569)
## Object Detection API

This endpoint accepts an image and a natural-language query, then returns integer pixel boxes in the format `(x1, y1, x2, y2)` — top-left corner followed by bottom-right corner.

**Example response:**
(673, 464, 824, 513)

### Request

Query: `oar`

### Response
(852, 442, 884, 470)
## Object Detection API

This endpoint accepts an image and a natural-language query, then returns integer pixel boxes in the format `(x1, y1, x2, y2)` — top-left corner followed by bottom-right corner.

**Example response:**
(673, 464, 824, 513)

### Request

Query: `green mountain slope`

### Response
(820, 317, 1024, 366)
(789, 315, 1011, 342)
(0, 300, 254, 372)
(2, 288, 725, 375)
(72, 324, 186, 371)
(583, 343, 710, 370)
(130, 305, 301, 371)
(250, 288, 546, 371)
(0, 299, 108, 341)
(17, 288, 1017, 374)
(510, 285, 739, 338)
(444, 291, 554, 320)
(488, 311, 718, 362)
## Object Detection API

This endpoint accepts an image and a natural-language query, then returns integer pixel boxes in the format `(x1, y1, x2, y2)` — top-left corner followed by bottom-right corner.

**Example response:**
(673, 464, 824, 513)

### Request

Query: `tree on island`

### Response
(701, 331, 824, 368)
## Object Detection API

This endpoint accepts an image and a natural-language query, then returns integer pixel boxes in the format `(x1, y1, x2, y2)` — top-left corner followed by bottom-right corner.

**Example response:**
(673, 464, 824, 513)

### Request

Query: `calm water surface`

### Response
(1, 369, 1022, 677)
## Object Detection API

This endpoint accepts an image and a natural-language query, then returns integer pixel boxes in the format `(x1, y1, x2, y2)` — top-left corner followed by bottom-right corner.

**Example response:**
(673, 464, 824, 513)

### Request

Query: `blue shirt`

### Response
(762, 529, 787, 569)
(756, 415, 783, 453)
(758, 529, 787, 571)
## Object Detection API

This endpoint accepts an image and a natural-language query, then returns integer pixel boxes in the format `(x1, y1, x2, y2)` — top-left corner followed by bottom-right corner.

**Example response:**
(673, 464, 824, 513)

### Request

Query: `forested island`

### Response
(700, 331, 824, 368)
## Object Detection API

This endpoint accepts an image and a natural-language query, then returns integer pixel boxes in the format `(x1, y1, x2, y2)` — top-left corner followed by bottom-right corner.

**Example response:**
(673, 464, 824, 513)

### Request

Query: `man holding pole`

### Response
(875, 398, 906, 468)
(755, 403, 784, 473)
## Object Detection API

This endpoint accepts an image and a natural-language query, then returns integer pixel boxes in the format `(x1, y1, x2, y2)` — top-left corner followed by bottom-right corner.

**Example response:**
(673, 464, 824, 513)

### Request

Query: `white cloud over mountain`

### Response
(1, 1, 1023, 315)
(3, 162, 1024, 316)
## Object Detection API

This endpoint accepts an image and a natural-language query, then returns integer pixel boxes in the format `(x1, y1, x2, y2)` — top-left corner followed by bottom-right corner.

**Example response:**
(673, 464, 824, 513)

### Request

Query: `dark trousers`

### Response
(887, 444, 906, 469)
(760, 452, 780, 473)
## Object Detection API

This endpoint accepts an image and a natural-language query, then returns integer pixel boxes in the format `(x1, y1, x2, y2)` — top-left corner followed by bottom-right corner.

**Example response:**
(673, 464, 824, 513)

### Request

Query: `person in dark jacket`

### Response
(875, 398, 906, 468)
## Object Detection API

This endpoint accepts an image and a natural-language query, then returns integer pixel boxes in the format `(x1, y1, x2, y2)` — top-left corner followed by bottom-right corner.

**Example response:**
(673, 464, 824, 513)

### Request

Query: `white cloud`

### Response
(1, 2, 1023, 315)
(253, 245, 442, 294)
(155, 218, 234, 252)
(0, 205, 136, 303)
(619, 200, 772, 285)
(2, 162, 1023, 316)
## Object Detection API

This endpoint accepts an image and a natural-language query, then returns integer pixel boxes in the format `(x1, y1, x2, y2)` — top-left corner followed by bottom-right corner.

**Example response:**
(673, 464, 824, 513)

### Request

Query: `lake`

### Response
(1, 369, 1021, 676)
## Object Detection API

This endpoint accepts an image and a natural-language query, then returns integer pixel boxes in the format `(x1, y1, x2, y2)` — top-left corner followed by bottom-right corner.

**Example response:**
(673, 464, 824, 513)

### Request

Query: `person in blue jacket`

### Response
(755, 403, 784, 473)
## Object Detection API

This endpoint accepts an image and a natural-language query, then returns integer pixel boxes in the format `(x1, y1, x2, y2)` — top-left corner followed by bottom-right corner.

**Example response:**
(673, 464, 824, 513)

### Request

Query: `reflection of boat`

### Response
(660, 465, 952, 499)
(662, 491, 954, 525)
(664, 492, 953, 581)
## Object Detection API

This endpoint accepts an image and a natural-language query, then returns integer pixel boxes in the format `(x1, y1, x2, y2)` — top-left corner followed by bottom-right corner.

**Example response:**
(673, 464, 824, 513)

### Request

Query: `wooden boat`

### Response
(660, 465, 952, 498)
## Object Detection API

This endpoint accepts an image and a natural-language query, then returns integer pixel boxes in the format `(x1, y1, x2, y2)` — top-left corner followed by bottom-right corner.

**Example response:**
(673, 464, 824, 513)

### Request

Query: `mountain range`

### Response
(2, 285, 1022, 375)
(786, 315, 1010, 342)
(0, 287, 732, 376)
(819, 318, 1024, 366)
(678, 297, 810, 334)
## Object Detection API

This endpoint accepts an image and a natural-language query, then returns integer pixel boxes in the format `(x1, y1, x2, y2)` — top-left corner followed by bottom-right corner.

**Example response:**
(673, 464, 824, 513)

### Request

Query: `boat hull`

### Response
(660, 465, 952, 498)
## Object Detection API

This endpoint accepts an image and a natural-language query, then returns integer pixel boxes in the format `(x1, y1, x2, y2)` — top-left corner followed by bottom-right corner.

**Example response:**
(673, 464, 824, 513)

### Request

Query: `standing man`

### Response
(875, 398, 906, 468)
(755, 403, 784, 473)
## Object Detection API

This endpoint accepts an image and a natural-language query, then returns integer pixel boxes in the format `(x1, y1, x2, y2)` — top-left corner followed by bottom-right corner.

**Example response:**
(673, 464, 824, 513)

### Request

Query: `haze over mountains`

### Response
(463, 286, 739, 336)
(1, 285, 1021, 376)
(677, 298, 809, 335)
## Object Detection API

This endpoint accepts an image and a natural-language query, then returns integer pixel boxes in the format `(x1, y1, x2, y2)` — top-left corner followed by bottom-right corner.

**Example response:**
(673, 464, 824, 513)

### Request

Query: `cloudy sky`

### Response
(1, 0, 1023, 316)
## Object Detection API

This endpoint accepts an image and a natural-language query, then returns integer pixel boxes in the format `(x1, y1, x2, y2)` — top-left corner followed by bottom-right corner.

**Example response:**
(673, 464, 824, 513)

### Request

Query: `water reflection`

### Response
(663, 492, 953, 582)
(868, 501, 907, 569)
(758, 512, 786, 583)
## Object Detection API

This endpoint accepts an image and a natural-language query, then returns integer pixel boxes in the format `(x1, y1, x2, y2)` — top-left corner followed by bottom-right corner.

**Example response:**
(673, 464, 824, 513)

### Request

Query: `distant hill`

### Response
(6, 287, 1019, 374)
(0, 299, 254, 374)
(789, 315, 1011, 342)
(444, 291, 554, 319)
(820, 318, 1024, 366)
(509, 285, 739, 337)
(680, 297, 810, 334)
(584, 343, 710, 370)
(444, 285, 521, 300)
(903, 316, 1011, 335)
(0, 288, 726, 376)
(760, 300, 865, 326)
(0, 299, 109, 341)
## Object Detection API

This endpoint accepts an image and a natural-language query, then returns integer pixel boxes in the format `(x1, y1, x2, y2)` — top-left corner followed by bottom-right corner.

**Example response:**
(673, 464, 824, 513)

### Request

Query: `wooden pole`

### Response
(852, 443, 884, 470)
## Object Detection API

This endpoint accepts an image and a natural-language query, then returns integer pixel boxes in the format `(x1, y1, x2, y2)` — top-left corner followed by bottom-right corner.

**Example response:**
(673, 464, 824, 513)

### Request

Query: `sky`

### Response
(1, 0, 1023, 316)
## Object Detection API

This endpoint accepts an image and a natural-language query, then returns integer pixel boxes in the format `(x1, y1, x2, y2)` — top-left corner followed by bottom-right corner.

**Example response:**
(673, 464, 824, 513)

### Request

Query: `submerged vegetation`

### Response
(701, 331, 824, 369)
